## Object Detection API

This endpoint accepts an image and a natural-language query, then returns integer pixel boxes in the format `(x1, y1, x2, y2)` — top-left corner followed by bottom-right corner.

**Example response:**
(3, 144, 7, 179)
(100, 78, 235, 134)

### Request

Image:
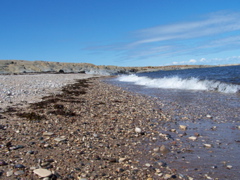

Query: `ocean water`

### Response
(105, 65, 240, 122)
(118, 65, 240, 94)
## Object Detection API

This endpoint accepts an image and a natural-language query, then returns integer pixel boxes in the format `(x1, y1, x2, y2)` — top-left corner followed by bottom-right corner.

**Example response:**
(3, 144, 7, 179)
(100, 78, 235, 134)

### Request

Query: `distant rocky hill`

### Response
(0, 60, 216, 75)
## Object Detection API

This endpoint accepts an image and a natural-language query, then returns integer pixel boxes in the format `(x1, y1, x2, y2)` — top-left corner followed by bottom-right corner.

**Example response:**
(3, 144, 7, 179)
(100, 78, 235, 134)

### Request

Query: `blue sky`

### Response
(1, 0, 240, 66)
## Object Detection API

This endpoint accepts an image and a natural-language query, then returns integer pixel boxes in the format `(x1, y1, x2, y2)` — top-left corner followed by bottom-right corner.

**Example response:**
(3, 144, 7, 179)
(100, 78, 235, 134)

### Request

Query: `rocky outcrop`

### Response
(0, 60, 217, 75)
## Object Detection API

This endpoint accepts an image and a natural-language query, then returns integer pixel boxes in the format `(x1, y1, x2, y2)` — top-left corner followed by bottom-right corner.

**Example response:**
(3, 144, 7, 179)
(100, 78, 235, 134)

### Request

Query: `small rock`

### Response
(179, 125, 187, 131)
(160, 145, 170, 155)
(206, 114, 212, 118)
(153, 147, 159, 152)
(10, 145, 24, 150)
(6, 170, 13, 177)
(204, 144, 212, 148)
(14, 170, 25, 176)
(156, 161, 167, 167)
(26, 150, 35, 155)
(188, 136, 197, 141)
(164, 174, 172, 179)
(135, 127, 142, 133)
(14, 164, 25, 168)
(43, 132, 54, 136)
(0, 160, 7, 166)
(119, 158, 127, 163)
(33, 168, 52, 178)
(145, 163, 151, 167)
(226, 165, 232, 169)
(54, 136, 66, 142)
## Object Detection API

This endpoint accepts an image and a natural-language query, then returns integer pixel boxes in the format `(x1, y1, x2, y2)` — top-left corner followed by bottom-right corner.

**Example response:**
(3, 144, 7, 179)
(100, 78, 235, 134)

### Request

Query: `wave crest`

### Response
(118, 75, 240, 94)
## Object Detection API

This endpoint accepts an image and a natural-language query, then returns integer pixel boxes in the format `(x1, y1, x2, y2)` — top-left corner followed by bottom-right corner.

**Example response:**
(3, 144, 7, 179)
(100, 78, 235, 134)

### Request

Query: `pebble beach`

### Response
(0, 74, 239, 179)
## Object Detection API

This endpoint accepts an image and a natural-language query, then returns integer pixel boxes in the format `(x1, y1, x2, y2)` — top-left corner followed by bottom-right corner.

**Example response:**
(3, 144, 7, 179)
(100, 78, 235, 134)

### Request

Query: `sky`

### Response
(1, 0, 240, 67)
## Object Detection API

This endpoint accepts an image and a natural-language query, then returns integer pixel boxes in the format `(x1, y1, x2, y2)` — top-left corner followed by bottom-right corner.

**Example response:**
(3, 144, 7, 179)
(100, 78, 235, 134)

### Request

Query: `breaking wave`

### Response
(118, 74, 240, 94)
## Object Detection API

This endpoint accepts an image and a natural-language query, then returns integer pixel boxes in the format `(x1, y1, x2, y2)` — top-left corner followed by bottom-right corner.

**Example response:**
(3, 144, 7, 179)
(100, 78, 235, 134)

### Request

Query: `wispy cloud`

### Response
(85, 11, 240, 64)
(129, 11, 240, 47)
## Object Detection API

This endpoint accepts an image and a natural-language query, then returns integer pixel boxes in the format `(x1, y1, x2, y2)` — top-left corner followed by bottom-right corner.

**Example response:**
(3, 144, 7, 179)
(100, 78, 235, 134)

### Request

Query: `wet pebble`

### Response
(188, 136, 197, 141)
(179, 125, 187, 131)
(14, 164, 25, 168)
(203, 144, 212, 148)
(0, 160, 7, 166)
(54, 136, 67, 142)
(14, 170, 25, 176)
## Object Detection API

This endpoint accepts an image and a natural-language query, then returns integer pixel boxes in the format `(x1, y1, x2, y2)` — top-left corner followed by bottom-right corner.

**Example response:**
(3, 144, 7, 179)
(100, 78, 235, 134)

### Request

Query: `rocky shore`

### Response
(0, 75, 179, 180)
(1, 75, 239, 179)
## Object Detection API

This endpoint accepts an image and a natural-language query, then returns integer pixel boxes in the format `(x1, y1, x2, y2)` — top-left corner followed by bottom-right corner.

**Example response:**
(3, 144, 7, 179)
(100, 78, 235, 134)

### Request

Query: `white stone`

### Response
(43, 132, 54, 136)
(6, 170, 13, 177)
(54, 136, 66, 142)
(33, 168, 52, 178)
(204, 144, 212, 148)
(188, 136, 197, 141)
(135, 127, 142, 133)
(179, 125, 187, 131)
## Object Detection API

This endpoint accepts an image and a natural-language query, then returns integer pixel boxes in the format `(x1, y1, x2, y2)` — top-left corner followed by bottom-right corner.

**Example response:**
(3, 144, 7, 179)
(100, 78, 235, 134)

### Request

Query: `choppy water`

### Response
(105, 65, 240, 122)
(118, 65, 240, 94)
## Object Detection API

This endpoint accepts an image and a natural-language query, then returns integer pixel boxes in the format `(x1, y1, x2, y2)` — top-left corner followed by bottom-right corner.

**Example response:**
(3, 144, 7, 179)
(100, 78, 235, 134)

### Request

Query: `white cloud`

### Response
(85, 11, 240, 65)
(130, 11, 240, 47)
(189, 59, 197, 63)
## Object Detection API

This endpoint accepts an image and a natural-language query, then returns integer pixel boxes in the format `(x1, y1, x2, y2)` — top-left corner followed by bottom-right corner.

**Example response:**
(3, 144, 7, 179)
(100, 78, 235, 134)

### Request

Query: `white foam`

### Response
(118, 74, 240, 94)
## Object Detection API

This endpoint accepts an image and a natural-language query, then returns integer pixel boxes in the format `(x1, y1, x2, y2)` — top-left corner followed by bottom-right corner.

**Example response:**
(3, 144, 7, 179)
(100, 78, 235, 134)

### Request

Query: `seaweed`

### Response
(17, 112, 45, 121)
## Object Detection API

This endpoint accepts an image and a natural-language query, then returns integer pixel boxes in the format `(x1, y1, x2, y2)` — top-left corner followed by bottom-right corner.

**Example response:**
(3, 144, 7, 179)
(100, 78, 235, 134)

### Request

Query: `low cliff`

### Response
(0, 60, 214, 75)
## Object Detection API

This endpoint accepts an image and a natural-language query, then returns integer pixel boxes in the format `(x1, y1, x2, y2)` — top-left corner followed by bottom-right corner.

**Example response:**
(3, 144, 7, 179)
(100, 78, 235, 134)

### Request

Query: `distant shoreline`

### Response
(0, 59, 239, 75)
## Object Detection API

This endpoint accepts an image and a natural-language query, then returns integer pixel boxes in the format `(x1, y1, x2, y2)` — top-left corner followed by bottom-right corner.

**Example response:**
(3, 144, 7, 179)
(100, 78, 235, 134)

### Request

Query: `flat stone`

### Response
(33, 168, 52, 177)
(14, 164, 25, 168)
(188, 136, 197, 141)
(119, 158, 127, 163)
(43, 132, 54, 136)
(6, 170, 13, 177)
(14, 170, 25, 176)
(179, 125, 187, 131)
(204, 144, 212, 148)
(160, 145, 170, 155)
(54, 136, 66, 142)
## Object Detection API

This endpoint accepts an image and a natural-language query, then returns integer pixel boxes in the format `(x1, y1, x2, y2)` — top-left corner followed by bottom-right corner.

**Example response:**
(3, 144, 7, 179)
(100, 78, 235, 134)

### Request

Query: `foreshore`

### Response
(0, 74, 239, 179)
(0, 75, 177, 179)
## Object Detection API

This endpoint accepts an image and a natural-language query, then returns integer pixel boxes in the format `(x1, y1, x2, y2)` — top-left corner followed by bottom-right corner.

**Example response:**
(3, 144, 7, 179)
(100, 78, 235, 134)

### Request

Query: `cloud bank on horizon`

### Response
(86, 11, 240, 66)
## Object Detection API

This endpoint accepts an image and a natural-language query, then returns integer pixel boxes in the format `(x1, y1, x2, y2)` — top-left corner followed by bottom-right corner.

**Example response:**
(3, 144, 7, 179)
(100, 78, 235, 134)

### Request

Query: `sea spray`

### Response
(118, 74, 240, 94)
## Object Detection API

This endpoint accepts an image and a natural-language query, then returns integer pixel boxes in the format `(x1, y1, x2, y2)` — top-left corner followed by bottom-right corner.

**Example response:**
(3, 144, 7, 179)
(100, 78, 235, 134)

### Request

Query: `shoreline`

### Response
(0, 75, 239, 179)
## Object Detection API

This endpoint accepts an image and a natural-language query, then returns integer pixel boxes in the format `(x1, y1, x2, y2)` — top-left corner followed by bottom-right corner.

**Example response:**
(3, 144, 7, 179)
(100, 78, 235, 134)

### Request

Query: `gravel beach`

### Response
(0, 74, 239, 179)
(0, 74, 100, 109)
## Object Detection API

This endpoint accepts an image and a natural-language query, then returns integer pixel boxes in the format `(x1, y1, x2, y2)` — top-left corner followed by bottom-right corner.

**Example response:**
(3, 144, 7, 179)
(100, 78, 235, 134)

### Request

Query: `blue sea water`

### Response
(118, 65, 240, 94)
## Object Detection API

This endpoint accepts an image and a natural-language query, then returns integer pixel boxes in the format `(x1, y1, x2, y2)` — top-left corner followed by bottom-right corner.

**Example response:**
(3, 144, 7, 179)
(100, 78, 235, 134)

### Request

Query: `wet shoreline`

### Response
(105, 78, 240, 179)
